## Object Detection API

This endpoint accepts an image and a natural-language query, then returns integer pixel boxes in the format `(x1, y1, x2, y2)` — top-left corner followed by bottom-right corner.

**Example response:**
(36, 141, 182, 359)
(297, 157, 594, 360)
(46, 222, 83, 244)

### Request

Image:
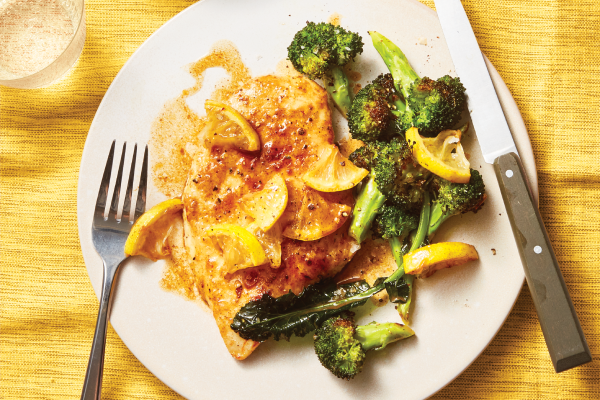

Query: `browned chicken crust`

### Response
(182, 75, 360, 359)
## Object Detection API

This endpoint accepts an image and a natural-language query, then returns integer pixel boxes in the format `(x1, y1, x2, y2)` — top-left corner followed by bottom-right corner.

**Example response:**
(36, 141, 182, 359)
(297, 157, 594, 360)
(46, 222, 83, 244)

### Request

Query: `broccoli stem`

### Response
(384, 193, 430, 281)
(325, 66, 352, 118)
(390, 97, 407, 115)
(369, 31, 419, 100)
(388, 236, 405, 267)
(383, 193, 430, 320)
(349, 174, 387, 243)
(398, 277, 414, 320)
(355, 322, 415, 351)
(400, 193, 431, 319)
(428, 203, 454, 237)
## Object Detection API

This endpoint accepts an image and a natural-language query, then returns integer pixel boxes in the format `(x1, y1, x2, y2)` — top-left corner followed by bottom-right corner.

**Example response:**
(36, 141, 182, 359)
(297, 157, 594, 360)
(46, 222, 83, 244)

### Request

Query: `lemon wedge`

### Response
(124, 198, 184, 260)
(207, 223, 268, 272)
(241, 174, 288, 231)
(247, 222, 283, 268)
(403, 242, 478, 278)
(406, 127, 471, 183)
(302, 145, 369, 192)
(202, 100, 261, 152)
(282, 187, 351, 241)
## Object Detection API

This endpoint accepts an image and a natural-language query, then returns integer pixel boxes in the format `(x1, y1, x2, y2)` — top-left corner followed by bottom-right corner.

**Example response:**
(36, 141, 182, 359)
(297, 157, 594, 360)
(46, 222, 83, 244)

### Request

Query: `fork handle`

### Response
(81, 261, 121, 400)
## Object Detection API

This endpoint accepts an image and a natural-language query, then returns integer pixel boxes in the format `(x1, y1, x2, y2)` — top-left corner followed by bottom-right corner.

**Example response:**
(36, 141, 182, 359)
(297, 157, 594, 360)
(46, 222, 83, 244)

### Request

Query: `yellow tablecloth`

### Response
(1, 0, 598, 398)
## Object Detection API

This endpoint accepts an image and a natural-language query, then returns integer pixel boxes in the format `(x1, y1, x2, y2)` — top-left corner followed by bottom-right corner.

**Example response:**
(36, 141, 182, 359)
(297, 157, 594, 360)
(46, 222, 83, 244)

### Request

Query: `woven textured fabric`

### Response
(1, 0, 598, 398)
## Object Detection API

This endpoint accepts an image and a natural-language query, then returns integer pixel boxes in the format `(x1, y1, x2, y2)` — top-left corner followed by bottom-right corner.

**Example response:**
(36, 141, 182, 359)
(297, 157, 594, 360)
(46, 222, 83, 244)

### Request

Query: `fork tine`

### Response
(109, 142, 127, 221)
(134, 145, 148, 221)
(122, 144, 138, 223)
(95, 141, 116, 219)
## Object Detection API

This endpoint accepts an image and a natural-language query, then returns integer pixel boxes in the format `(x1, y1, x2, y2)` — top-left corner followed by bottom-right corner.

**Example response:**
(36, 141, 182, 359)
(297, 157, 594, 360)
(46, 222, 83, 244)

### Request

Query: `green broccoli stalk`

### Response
(428, 169, 487, 237)
(347, 73, 404, 143)
(288, 22, 364, 117)
(348, 137, 428, 243)
(326, 66, 352, 118)
(314, 312, 415, 380)
(349, 174, 386, 244)
(384, 192, 431, 320)
(369, 31, 466, 137)
(368, 32, 418, 101)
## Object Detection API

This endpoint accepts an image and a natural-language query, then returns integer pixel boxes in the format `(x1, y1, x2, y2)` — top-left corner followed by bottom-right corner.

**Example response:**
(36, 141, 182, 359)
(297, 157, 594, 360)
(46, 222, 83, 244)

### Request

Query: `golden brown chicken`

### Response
(182, 74, 360, 359)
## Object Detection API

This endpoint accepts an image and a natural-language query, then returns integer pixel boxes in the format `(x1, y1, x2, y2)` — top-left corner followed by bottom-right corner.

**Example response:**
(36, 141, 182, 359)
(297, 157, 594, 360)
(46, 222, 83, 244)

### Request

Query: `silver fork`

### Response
(81, 141, 148, 400)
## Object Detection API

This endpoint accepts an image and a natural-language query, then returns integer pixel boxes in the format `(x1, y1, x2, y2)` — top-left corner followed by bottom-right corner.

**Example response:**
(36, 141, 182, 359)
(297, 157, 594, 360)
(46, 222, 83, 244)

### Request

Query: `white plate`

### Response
(77, 0, 538, 398)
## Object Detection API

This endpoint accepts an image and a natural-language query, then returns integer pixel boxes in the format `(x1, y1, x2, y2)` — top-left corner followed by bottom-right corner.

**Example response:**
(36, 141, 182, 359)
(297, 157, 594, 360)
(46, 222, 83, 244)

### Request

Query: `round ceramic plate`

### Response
(77, 0, 538, 398)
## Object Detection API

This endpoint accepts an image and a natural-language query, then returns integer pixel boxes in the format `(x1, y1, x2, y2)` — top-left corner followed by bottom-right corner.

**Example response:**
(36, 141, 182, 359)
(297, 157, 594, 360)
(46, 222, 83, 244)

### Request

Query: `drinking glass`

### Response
(0, 0, 85, 89)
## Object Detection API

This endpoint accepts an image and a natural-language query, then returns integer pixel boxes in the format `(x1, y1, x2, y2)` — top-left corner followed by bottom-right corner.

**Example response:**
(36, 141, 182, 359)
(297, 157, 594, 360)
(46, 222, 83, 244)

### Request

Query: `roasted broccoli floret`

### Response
(428, 169, 486, 236)
(370, 31, 466, 137)
(346, 144, 374, 170)
(314, 312, 414, 380)
(372, 137, 428, 211)
(348, 138, 428, 243)
(372, 203, 419, 241)
(398, 76, 466, 136)
(372, 203, 420, 277)
(288, 22, 364, 117)
(347, 73, 403, 143)
(288, 22, 363, 79)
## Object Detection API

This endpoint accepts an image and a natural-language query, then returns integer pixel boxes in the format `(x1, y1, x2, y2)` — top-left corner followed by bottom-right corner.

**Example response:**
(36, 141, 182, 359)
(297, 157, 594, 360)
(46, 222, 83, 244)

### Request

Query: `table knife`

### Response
(433, 0, 591, 373)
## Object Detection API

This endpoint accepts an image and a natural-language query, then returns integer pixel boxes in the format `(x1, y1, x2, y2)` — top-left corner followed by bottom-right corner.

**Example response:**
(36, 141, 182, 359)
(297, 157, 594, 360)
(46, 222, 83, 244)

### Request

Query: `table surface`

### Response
(1, 1, 598, 399)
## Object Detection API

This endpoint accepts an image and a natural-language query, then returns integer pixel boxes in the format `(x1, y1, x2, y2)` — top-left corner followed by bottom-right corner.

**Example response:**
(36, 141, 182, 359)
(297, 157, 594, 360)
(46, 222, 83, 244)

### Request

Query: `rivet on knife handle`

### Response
(494, 152, 591, 372)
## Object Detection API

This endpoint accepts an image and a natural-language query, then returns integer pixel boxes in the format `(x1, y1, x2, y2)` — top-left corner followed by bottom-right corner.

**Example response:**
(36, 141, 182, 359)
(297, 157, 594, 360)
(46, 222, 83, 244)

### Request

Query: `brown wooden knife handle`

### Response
(494, 152, 591, 372)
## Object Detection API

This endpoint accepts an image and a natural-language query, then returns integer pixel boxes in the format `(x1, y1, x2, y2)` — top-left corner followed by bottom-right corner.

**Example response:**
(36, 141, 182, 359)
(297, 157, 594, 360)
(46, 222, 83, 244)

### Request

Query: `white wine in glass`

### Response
(0, 0, 85, 89)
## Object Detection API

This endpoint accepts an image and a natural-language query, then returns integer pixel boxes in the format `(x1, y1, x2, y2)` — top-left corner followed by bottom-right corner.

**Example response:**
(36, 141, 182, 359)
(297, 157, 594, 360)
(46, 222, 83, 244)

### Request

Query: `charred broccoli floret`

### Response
(346, 144, 374, 170)
(372, 203, 420, 273)
(348, 138, 428, 243)
(372, 203, 419, 241)
(398, 76, 466, 136)
(428, 169, 486, 236)
(347, 73, 403, 143)
(288, 22, 364, 117)
(314, 312, 414, 380)
(370, 31, 466, 137)
(371, 137, 428, 211)
(288, 22, 363, 79)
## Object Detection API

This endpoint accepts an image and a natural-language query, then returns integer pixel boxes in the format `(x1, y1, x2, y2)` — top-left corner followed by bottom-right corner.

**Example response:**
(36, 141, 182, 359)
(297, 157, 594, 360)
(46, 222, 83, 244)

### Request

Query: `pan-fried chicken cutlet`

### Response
(182, 74, 360, 359)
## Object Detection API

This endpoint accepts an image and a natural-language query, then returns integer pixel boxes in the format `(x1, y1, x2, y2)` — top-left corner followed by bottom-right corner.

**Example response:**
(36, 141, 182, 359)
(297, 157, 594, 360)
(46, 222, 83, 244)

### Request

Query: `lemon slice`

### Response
(403, 242, 479, 278)
(241, 174, 288, 231)
(406, 127, 471, 183)
(302, 145, 369, 192)
(202, 100, 261, 152)
(247, 222, 283, 268)
(124, 198, 184, 260)
(207, 223, 268, 272)
(282, 187, 352, 241)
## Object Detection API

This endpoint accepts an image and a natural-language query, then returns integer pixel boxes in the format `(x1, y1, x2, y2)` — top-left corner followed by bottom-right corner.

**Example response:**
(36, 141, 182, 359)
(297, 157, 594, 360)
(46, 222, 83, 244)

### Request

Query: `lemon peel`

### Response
(241, 174, 288, 231)
(203, 100, 261, 152)
(403, 242, 478, 278)
(406, 127, 470, 183)
(282, 187, 351, 241)
(124, 198, 184, 260)
(302, 145, 369, 192)
(207, 223, 268, 272)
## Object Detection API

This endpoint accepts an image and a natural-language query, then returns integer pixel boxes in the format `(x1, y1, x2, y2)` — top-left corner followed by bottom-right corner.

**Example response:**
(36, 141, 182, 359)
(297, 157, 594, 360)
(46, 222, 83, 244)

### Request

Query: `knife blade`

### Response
(434, 0, 591, 373)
